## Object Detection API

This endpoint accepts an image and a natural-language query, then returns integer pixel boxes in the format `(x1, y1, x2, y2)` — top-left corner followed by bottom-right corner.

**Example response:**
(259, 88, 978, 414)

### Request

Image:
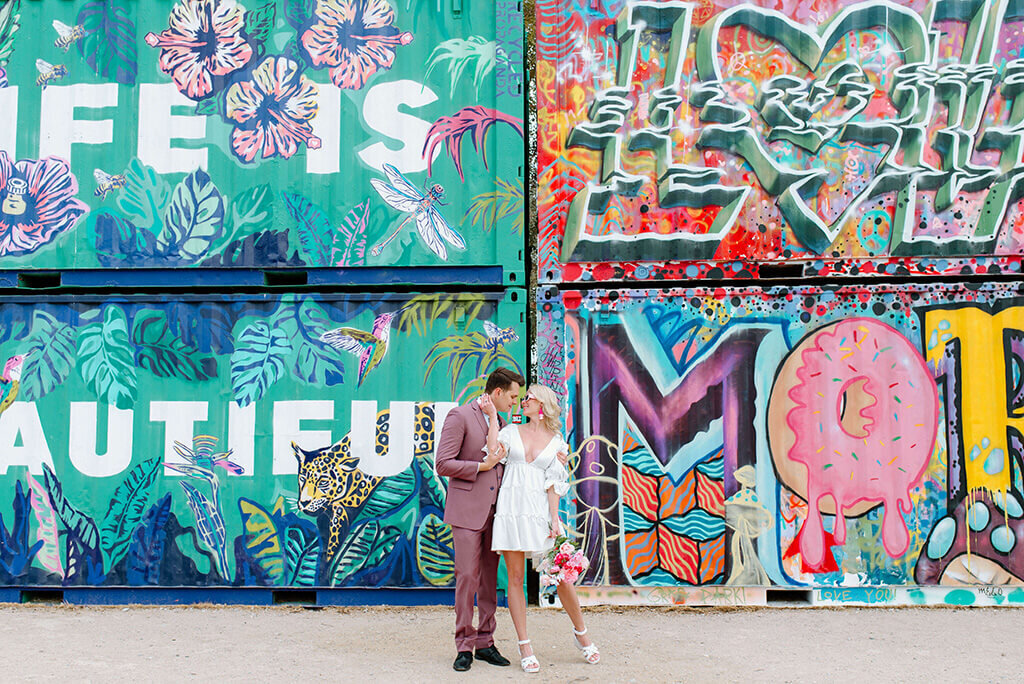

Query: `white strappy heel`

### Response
(573, 627, 600, 664)
(518, 639, 540, 673)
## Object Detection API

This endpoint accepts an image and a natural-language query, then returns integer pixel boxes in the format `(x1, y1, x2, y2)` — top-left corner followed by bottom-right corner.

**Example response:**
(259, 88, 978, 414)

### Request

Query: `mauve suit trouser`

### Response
(452, 507, 500, 652)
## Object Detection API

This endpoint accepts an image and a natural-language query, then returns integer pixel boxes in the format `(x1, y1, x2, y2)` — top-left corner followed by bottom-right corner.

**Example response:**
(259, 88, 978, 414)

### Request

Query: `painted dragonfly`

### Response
(52, 20, 85, 52)
(369, 164, 466, 261)
(94, 168, 127, 200)
(36, 59, 68, 90)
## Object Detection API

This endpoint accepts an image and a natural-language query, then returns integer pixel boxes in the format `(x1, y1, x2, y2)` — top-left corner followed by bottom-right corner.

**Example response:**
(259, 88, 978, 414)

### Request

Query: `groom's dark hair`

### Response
(485, 367, 525, 393)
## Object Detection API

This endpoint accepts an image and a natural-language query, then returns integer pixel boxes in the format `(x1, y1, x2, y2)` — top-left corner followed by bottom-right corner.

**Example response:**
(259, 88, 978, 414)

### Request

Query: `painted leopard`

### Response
(294, 402, 437, 563)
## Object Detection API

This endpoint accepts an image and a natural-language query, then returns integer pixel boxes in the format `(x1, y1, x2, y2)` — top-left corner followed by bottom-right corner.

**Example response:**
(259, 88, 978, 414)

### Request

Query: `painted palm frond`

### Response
(422, 106, 524, 181)
(424, 332, 520, 399)
(424, 36, 501, 98)
(396, 293, 484, 336)
(463, 178, 524, 233)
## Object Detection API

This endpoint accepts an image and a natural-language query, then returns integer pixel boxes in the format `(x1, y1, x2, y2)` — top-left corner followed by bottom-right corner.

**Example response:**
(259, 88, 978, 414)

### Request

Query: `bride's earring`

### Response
(538, 407, 544, 419)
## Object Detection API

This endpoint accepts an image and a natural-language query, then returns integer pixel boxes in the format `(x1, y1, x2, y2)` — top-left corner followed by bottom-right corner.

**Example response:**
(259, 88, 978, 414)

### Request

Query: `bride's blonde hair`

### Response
(528, 384, 562, 433)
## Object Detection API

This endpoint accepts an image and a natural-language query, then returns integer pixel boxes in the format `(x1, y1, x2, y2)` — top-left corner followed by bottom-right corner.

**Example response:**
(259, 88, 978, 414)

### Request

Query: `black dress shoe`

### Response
(475, 645, 511, 666)
(453, 651, 473, 671)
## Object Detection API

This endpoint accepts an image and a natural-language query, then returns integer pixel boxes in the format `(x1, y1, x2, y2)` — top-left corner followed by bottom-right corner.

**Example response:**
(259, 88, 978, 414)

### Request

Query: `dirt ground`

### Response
(2, 603, 1022, 682)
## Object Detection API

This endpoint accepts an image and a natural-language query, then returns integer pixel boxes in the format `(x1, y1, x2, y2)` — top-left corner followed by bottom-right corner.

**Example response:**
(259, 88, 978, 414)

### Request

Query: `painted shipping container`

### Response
(0, 289, 525, 588)
(0, 0, 524, 282)
(537, 0, 1024, 283)
(537, 282, 1024, 597)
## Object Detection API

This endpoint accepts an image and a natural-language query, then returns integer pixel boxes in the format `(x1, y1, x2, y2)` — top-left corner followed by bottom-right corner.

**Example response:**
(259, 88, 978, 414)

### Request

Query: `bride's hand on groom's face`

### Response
(480, 394, 498, 418)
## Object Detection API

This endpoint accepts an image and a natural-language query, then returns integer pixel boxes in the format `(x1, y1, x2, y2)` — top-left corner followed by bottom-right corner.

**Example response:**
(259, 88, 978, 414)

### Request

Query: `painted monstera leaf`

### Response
(126, 493, 172, 586)
(245, 1, 276, 45)
(289, 299, 346, 387)
(231, 319, 291, 407)
(353, 467, 417, 524)
(331, 521, 401, 586)
(239, 499, 285, 584)
(20, 310, 76, 402)
(284, 525, 320, 586)
(219, 184, 273, 249)
(0, 0, 21, 67)
(159, 170, 226, 262)
(41, 465, 100, 556)
(416, 514, 454, 586)
(99, 457, 161, 572)
(118, 159, 170, 231)
(132, 309, 217, 382)
(282, 192, 333, 266)
(76, 306, 137, 409)
(76, 0, 137, 86)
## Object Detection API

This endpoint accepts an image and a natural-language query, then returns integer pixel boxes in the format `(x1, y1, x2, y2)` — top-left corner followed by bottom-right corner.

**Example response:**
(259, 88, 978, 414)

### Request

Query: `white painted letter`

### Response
(307, 84, 340, 174)
(273, 400, 334, 475)
(0, 87, 17, 155)
(68, 402, 134, 478)
(351, 400, 418, 477)
(432, 401, 458, 477)
(138, 83, 207, 173)
(228, 401, 256, 476)
(0, 403, 53, 475)
(38, 83, 118, 164)
(150, 401, 208, 475)
(357, 80, 440, 174)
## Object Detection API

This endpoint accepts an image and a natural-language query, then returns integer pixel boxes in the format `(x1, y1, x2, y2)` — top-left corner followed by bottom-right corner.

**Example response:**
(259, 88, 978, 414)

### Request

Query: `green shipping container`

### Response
(0, 288, 525, 588)
(0, 0, 524, 283)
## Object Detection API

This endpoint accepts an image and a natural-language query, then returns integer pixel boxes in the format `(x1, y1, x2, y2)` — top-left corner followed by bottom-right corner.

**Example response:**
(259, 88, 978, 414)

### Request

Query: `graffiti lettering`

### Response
(549, 0, 1024, 268)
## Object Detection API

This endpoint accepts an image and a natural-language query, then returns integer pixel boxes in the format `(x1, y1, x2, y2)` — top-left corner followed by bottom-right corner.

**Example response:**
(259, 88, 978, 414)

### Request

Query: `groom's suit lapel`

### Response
(470, 402, 487, 439)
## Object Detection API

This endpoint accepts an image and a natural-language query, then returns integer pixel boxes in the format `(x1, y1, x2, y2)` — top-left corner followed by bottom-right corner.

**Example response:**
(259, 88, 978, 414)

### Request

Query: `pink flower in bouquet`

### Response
(564, 569, 579, 584)
(559, 542, 574, 555)
(540, 574, 554, 587)
(554, 552, 569, 566)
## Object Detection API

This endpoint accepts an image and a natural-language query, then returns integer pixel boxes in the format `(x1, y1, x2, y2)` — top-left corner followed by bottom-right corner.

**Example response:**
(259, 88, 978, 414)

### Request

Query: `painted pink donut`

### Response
(783, 318, 937, 569)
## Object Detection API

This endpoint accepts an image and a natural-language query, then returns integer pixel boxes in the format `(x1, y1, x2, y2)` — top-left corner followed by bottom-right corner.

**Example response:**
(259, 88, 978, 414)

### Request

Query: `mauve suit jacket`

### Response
(436, 402, 505, 531)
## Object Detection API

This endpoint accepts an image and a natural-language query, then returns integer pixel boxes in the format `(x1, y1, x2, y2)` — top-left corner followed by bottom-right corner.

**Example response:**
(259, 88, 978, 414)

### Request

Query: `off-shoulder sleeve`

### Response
(544, 435, 571, 496)
(498, 425, 515, 452)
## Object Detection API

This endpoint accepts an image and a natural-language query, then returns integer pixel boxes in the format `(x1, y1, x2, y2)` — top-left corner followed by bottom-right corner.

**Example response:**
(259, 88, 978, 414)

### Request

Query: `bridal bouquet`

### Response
(537, 535, 589, 590)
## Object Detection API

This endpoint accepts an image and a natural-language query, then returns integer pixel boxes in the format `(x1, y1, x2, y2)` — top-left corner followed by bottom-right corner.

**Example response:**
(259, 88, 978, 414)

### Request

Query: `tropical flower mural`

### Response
(0, 152, 88, 257)
(144, 0, 253, 99)
(225, 56, 321, 162)
(300, 0, 413, 90)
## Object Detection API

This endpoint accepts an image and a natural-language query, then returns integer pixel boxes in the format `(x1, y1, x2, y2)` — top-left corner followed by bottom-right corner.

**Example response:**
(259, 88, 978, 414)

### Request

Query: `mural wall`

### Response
(0, 0, 524, 278)
(537, 0, 1024, 282)
(0, 290, 524, 587)
(539, 282, 1024, 590)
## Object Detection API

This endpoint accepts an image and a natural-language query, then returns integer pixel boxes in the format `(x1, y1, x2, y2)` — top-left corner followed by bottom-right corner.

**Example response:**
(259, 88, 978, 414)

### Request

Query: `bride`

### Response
(480, 383, 600, 673)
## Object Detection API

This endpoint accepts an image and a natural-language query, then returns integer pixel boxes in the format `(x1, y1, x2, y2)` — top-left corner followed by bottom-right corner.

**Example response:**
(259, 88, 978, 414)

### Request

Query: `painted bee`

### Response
(483, 320, 519, 351)
(35, 60, 68, 90)
(52, 20, 85, 52)
(94, 169, 127, 200)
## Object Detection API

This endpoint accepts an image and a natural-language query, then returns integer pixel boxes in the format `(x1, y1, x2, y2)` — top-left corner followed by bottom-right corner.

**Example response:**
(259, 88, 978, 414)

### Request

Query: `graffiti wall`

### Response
(0, 0, 524, 278)
(0, 290, 525, 587)
(537, 0, 1024, 282)
(538, 282, 1024, 589)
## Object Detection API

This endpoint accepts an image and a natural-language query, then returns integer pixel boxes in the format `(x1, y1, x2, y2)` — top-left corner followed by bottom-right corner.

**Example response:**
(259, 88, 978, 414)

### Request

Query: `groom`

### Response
(435, 367, 524, 672)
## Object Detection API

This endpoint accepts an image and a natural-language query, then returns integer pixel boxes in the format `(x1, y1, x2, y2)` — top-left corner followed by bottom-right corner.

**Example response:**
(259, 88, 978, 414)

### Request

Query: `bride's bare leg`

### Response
(555, 580, 592, 647)
(503, 551, 532, 656)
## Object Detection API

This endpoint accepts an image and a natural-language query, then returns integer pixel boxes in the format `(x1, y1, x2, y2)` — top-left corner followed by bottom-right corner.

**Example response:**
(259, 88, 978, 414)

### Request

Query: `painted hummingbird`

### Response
(319, 310, 397, 388)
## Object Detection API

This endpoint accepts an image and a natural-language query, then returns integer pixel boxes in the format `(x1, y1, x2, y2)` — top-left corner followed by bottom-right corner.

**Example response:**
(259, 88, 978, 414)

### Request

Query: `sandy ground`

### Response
(2, 603, 1022, 683)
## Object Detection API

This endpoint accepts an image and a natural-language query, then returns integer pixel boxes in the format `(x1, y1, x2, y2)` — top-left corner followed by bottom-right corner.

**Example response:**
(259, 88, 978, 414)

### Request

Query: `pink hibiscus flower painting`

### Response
(145, 0, 253, 100)
(225, 56, 322, 162)
(301, 0, 413, 90)
(0, 152, 89, 257)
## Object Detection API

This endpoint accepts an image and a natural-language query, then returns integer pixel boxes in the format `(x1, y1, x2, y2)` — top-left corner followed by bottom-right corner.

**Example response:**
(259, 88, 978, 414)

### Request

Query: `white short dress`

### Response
(491, 424, 571, 555)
